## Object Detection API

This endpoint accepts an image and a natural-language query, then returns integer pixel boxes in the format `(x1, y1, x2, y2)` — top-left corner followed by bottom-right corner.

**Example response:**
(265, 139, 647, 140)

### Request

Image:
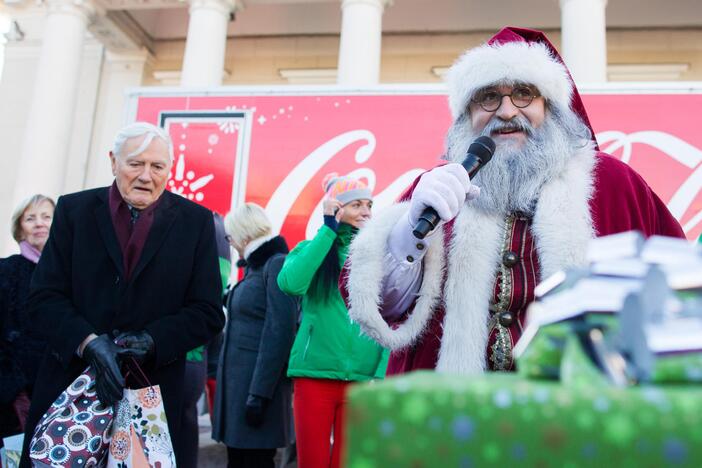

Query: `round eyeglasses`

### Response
(471, 86, 541, 112)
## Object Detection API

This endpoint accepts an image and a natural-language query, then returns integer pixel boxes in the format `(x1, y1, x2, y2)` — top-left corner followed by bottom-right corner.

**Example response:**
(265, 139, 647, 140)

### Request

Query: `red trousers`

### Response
(293, 378, 351, 468)
(205, 377, 217, 419)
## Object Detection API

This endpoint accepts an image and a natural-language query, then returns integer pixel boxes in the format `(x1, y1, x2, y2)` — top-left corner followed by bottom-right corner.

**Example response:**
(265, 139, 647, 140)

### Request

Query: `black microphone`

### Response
(412, 136, 496, 239)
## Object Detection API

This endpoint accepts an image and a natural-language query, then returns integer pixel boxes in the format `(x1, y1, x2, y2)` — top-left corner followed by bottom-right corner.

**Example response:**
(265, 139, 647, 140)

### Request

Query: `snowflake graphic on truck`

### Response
(168, 153, 214, 202)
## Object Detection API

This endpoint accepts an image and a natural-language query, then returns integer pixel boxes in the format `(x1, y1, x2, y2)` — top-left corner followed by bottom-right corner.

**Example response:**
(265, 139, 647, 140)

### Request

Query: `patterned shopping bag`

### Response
(29, 368, 114, 467)
(107, 363, 175, 468)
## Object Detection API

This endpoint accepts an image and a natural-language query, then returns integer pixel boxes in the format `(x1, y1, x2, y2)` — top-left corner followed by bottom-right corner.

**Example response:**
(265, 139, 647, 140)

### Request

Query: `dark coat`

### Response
(20, 187, 225, 467)
(0, 255, 45, 403)
(212, 236, 298, 449)
(0, 255, 45, 443)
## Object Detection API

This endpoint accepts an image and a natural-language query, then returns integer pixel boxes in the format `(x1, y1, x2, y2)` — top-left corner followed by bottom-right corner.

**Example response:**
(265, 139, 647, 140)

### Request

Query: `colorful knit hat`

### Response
(322, 173, 372, 205)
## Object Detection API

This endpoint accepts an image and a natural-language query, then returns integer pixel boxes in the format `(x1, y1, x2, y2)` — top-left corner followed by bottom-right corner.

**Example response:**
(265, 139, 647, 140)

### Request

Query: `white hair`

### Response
(224, 203, 273, 252)
(112, 122, 173, 160)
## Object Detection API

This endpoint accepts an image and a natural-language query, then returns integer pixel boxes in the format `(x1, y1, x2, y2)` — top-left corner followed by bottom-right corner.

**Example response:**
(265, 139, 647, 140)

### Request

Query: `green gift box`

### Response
(346, 340, 702, 468)
(650, 353, 702, 384)
(515, 312, 620, 381)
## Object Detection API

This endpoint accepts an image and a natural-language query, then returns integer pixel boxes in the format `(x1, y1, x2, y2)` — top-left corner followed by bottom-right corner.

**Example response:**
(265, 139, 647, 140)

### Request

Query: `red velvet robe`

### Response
(342, 153, 684, 375)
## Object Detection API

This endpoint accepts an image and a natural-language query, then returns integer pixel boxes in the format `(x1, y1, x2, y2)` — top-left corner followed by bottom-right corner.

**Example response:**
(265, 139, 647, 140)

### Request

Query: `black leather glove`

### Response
(244, 394, 268, 428)
(115, 330, 155, 364)
(82, 334, 128, 406)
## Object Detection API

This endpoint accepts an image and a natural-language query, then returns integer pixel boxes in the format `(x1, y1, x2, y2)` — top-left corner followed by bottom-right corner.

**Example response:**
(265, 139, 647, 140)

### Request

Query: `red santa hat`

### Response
(446, 26, 595, 140)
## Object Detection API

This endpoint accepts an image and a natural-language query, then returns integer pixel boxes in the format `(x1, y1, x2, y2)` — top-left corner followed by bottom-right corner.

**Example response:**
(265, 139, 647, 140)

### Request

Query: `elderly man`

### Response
(344, 27, 684, 376)
(20, 122, 224, 465)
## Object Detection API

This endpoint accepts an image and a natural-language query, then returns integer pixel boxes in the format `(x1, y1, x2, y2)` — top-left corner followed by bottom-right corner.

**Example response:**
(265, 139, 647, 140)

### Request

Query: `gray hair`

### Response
(112, 122, 173, 160)
(11, 194, 55, 242)
(224, 203, 272, 252)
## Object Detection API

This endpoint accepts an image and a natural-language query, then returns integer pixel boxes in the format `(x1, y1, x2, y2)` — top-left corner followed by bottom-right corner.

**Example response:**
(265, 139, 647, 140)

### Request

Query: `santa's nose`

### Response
(495, 95, 519, 120)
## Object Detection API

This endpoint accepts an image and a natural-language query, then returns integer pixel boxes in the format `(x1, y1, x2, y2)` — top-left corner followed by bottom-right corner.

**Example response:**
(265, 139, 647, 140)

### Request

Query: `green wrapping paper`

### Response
(516, 315, 619, 381)
(346, 341, 702, 468)
(558, 335, 610, 389)
(516, 321, 569, 379)
(651, 353, 702, 384)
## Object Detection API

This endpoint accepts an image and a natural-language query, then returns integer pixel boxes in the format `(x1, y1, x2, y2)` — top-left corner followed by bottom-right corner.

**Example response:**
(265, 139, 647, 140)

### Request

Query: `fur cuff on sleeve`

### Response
(346, 202, 445, 350)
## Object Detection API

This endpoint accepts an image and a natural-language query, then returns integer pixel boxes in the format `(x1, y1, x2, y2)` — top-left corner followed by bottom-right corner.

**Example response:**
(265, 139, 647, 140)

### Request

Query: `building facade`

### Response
(0, 0, 701, 254)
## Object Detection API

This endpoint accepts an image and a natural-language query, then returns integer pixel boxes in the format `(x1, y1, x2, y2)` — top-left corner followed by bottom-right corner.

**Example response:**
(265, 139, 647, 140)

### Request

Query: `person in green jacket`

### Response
(277, 173, 389, 468)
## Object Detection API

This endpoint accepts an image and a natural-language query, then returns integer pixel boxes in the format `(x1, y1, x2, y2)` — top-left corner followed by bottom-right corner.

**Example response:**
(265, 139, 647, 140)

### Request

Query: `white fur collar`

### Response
(532, 145, 596, 279)
(346, 146, 597, 374)
(244, 233, 275, 260)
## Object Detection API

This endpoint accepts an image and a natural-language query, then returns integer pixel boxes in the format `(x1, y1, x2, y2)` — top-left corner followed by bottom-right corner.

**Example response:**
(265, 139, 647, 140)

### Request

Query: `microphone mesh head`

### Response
(469, 136, 496, 163)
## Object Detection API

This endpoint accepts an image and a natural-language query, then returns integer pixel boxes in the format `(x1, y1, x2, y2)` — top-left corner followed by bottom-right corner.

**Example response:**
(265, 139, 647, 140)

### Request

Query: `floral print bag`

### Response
(106, 361, 175, 468)
(28, 368, 114, 467)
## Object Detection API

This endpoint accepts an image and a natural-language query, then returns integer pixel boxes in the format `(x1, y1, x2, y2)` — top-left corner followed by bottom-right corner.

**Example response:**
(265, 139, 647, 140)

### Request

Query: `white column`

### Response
(13, 0, 96, 203)
(560, 0, 608, 83)
(337, 0, 391, 85)
(181, 0, 235, 87)
(85, 49, 150, 188)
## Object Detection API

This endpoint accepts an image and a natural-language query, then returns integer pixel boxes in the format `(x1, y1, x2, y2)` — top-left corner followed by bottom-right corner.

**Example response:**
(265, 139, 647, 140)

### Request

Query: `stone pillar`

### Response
(12, 0, 96, 203)
(560, 0, 608, 83)
(337, 0, 391, 85)
(85, 49, 151, 188)
(181, 0, 236, 87)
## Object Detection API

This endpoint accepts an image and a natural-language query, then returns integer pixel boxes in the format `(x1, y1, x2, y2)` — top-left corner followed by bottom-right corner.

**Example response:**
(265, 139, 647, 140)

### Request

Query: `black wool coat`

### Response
(19, 187, 225, 467)
(212, 236, 299, 449)
(0, 255, 45, 403)
(0, 254, 45, 442)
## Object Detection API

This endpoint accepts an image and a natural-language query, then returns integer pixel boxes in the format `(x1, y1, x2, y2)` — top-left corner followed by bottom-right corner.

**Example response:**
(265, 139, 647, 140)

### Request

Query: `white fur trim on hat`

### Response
(446, 41, 573, 120)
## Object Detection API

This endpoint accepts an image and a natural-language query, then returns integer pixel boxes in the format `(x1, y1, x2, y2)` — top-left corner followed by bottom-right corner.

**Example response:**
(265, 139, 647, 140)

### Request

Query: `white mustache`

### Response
(482, 116, 534, 136)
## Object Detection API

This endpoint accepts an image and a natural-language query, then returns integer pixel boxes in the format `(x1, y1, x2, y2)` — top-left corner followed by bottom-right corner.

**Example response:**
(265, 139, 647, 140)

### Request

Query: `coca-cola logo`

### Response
(136, 92, 702, 245)
(265, 130, 425, 238)
(598, 130, 702, 235)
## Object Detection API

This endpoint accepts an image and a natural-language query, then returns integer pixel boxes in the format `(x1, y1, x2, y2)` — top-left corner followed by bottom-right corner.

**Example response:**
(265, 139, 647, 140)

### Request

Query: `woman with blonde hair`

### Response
(212, 203, 298, 468)
(0, 194, 55, 446)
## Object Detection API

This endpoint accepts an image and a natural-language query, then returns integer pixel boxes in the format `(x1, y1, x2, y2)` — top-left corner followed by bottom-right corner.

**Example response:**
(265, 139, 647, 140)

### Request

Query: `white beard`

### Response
(445, 105, 594, 216)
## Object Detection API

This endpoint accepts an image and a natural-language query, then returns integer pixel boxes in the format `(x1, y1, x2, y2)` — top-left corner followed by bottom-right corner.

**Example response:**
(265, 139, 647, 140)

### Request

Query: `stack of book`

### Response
(514, 231, 702, 385)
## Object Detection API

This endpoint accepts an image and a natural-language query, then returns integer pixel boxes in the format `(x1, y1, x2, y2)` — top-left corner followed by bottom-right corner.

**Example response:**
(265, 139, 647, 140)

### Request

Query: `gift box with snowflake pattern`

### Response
(346, 369, 702, 467)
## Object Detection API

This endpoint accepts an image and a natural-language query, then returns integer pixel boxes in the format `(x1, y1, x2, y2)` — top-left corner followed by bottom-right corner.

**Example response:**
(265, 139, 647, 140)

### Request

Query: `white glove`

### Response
(408, 163, 480, 226)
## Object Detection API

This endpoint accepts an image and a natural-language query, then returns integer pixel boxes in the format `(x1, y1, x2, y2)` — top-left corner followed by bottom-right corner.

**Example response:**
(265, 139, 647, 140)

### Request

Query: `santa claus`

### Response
(343, 27, 684, 376)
